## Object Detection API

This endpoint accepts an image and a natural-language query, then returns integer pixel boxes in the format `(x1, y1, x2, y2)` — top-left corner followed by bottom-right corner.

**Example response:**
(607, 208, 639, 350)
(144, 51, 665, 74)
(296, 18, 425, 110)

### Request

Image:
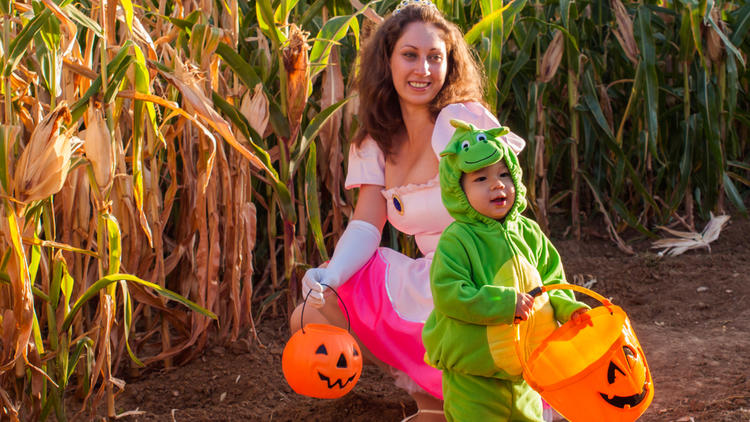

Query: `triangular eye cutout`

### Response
(315, 344, 328, 355)
(607, 361, 627, 384)
(352, 347, 359, 357)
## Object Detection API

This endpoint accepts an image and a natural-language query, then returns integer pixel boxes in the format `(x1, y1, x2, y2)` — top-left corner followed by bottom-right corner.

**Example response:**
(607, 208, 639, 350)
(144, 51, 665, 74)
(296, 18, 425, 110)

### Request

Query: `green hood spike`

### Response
(439, 119, 527, 225)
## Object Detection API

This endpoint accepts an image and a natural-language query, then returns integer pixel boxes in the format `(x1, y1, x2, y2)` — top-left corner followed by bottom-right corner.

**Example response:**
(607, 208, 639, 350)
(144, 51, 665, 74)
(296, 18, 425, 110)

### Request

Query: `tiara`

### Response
(393, 0, 438, 14)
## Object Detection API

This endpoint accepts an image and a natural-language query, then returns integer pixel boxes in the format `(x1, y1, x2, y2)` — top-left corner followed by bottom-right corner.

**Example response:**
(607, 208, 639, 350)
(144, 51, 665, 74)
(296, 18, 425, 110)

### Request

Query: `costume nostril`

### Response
(337, 353, 347, 368)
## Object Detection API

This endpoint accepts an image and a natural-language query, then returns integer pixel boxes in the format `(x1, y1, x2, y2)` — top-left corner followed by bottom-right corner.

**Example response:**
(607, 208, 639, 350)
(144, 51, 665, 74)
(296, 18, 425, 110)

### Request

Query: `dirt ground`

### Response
(109, 215, 750, 422)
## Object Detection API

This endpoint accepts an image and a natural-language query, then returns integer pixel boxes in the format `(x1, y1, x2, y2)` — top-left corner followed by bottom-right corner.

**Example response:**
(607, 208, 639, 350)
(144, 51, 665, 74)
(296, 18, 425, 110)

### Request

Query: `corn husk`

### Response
(13, 103, 78, 203)
(80, 106, 115, 192)
(706, 8, 724, 63)
(651, 213, 730, 256)
(240, 83, 269, 138)
(539, 30, 564, 83)
(282, 24, 310, 139)
(611, 0, 640, 65)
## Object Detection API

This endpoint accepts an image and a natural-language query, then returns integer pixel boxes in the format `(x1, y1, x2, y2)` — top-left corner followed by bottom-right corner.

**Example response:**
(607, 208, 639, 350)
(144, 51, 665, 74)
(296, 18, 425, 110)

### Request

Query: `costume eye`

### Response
(476, 133, 487, 143)
(315, 344, 328, 355)
(461, 140, 470, 151)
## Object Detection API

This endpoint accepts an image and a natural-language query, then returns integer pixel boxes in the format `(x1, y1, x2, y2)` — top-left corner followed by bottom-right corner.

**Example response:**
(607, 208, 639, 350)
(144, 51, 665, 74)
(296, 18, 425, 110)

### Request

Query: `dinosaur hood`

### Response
(439, 119, 527, 226)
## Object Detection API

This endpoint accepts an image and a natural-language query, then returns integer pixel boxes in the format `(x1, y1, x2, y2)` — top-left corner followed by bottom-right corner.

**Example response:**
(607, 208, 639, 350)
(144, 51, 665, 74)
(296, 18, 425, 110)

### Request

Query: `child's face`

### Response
(461, 160, 516, 220)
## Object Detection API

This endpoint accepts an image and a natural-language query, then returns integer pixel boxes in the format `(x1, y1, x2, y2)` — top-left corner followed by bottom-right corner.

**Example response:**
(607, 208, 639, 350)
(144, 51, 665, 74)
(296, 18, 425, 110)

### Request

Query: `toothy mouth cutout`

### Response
(599, 384, 649, 408)
(318, 372, 358, 389)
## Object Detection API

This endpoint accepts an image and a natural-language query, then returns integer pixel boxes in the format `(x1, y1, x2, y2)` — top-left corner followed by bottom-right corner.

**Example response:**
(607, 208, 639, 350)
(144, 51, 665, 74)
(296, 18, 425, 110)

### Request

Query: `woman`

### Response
(289, 2, 525, 420)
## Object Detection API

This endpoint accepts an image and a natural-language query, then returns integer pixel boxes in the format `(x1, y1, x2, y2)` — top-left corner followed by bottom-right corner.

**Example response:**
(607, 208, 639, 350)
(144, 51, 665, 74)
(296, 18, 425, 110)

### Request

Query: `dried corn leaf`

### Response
(0, 213, 35, 373)
(611, 0, 640, 65)
(652, 214, 730, 256)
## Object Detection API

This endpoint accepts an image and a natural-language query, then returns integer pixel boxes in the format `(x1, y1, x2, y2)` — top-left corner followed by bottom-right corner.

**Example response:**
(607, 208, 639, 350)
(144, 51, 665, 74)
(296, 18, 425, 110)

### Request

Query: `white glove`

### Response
(301, 220, 381, 308)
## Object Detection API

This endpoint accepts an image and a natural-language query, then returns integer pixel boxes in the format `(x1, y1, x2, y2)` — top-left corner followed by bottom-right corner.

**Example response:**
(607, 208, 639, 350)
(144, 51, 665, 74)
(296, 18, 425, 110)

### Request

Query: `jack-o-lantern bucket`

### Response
(282, 286, 363, 399)
(514, 284, 654, 422)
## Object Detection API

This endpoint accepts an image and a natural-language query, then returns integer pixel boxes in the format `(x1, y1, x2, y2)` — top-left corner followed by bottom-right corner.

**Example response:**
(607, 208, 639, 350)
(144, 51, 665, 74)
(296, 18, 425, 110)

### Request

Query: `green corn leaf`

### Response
(305, 141, 329, 261)
(71, 43, 135, 120)
(120, 280, 144, 366)
(215, 42, 263, 91)
(729, 4, 750, 46)
(308, 2, 374, 78)
(66, 337, 93, 383)
(0, 0, 11, 15)
(465, 0, 526, 44)
(256, 0, 285, 46)
(299, 0, 327, 28)
(560, 0, 572, 29)
(120, 0, 134, 33)
(498, 25, 535, 105)
(686, 1, 705, 67)
(290, 96, 351, 175)
(635, 6, 659, 151)
(5, 10, 51, 77)
(275, 0, 299, 24)
(64, 4, 102, 36)
(309, 15, 358, 78)
(49, 252, 64, 311)
(611, 198, 655, 238)
(723, 172, 748, 215)
(61, 274, 217, 333)
(103, 55, 135, 104)
(99, 213, 121, 276)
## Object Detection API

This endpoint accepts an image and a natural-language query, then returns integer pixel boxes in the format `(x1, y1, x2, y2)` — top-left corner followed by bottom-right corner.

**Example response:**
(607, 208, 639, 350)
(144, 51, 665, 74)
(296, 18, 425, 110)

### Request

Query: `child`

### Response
(422, 119, 589, 421)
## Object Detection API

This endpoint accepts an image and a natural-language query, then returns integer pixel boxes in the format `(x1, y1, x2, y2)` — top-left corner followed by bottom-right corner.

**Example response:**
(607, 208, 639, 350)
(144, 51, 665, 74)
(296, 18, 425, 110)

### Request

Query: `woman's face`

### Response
(389, 22, 448, 109)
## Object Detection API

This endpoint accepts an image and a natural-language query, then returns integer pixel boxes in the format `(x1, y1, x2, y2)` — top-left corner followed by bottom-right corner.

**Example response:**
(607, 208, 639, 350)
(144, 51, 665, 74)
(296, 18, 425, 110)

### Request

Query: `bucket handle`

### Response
(513, 284, 615, 391)
(299, 283, 352, 334)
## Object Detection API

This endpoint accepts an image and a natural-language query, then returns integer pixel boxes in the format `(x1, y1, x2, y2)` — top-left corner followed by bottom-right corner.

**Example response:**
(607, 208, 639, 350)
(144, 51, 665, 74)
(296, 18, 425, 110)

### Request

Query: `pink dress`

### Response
(336, 102, 525, 399)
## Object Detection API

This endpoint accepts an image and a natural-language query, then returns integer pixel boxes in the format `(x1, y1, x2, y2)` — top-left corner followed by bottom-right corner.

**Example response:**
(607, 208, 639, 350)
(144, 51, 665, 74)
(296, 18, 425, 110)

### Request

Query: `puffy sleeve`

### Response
(431, 102, 526, 157)
(344, 135, 386, 189)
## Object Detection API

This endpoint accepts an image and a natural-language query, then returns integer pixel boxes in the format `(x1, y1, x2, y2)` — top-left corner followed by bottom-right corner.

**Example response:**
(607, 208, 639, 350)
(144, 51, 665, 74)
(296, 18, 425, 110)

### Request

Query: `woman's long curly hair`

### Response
(354, 5, 487, 158)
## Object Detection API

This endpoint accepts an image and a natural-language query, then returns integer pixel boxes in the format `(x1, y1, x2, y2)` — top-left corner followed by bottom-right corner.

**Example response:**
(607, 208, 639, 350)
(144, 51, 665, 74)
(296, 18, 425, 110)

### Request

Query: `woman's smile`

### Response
(390, 22, 448, 108)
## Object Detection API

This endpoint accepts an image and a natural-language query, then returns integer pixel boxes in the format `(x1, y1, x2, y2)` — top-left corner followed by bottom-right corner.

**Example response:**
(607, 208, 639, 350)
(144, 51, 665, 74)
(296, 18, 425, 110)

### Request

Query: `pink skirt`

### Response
(336, 249, 443, 399)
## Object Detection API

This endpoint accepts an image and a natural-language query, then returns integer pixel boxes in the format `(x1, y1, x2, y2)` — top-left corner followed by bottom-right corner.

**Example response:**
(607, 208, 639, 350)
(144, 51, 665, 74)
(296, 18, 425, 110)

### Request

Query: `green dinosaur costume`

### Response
(423, 120, 588, 421)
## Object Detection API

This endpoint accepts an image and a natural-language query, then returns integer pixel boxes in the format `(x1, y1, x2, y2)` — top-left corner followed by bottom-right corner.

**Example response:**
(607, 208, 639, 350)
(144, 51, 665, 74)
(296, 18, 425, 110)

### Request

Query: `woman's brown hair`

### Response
(354, 5, 487, 158)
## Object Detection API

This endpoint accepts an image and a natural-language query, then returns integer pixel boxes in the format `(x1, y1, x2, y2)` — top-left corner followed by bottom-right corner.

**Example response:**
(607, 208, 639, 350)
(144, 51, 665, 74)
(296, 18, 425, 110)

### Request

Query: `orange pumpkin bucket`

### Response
(282, 285, 363, 399)
(514, 284, 654, 422)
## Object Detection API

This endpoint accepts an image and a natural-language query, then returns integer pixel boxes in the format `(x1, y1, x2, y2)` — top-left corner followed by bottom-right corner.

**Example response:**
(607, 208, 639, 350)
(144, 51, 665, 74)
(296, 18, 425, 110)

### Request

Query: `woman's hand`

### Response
(301, 268, 340, 308)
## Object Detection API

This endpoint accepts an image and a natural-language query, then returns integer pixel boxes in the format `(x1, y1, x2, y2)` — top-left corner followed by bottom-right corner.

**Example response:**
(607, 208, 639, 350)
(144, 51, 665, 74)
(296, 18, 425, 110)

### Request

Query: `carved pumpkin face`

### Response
(597, 329, 651, 411)
(282, 323, 363, 399)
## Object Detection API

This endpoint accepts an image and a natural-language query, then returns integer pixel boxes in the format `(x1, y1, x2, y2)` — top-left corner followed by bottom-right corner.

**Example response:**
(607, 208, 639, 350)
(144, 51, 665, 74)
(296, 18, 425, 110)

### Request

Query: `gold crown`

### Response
(393, 0, 438, 14)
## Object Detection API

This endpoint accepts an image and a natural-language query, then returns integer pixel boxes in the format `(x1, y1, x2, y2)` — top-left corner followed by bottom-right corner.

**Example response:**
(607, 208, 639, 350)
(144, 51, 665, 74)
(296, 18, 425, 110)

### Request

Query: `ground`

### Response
(109, 216, 750, 422)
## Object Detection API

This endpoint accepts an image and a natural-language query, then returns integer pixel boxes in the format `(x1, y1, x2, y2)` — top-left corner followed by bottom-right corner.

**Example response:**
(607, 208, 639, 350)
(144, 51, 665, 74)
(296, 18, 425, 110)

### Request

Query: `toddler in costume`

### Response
(422, 120, 589, 421)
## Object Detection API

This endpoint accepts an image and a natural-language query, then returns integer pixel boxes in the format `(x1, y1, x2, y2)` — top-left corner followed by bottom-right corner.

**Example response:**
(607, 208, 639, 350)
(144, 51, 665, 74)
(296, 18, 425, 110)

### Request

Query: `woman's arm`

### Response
(301, 184, 386, 307)
(352, 184, 387, 231)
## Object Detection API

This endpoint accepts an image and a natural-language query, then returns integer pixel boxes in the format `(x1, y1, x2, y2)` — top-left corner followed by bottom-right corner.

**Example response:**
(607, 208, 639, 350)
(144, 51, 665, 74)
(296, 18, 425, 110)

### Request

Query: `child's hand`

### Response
(569, 307, 592, 326)
(514, 292, 534, 322)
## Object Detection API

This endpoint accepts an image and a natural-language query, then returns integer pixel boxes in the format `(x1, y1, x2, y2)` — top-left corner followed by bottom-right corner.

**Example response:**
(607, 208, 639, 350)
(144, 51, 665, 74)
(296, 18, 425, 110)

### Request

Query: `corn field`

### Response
(0, 0, 747, 419)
